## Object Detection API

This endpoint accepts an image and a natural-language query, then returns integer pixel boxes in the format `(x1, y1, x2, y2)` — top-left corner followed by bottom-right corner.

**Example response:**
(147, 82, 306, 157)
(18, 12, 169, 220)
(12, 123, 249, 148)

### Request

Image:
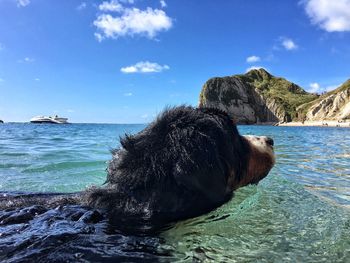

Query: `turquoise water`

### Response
(0, 123, 144, 192)
(1, 123, 350, 261)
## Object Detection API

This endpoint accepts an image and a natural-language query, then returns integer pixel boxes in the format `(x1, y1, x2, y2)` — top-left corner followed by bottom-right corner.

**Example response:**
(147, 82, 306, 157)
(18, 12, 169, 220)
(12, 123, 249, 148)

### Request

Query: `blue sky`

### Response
(0, 0, 350, 123)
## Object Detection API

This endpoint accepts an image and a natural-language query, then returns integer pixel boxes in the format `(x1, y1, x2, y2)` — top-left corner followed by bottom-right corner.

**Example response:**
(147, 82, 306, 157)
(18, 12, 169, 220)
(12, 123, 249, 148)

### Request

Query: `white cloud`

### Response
(35, 78, 40, 81)
(24, 57, 34, 62)
(141, 114, 149, 119)
(246, 55, 261, 63)
(307, 82, 341, 93)
(160, 0, 167, 8)
(18, 57, 35, 63)
(281, 38, 298, 50)
(245, 66, 268, 73)
(94, 33, 104, 42)
(77, 2, 87, 11)
(0, 78, 4, 82)
(99, 0, 123, 12)
(16, 0, 30, 7)
(124, 92, 133, 96)
(273, 37, 299, 51)
(121, 61, 170, 73)
(308, 82, 320, 93)
(94, 7, 172, 40)
(301, 0, 350, 32)
(66, 109, 75, 113)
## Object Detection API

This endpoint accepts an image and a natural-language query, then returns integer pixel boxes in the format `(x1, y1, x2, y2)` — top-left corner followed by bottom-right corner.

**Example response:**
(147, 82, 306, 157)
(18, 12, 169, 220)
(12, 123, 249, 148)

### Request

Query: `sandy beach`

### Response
(277, 120, 350, 128)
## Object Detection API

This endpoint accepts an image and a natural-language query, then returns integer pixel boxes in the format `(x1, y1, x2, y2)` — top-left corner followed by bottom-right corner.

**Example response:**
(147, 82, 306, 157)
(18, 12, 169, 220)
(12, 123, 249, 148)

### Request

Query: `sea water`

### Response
(0, 123, 349, 262)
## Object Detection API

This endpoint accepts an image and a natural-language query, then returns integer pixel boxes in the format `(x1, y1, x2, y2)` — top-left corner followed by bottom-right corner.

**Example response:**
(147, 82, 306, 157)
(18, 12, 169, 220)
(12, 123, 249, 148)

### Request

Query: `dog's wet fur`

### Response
(0, 106, 275, 232)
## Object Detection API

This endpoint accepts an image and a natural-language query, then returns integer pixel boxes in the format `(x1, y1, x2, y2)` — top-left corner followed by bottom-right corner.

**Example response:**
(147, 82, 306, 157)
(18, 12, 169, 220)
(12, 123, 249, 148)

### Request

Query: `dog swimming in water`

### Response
(0, 106, 275, 229)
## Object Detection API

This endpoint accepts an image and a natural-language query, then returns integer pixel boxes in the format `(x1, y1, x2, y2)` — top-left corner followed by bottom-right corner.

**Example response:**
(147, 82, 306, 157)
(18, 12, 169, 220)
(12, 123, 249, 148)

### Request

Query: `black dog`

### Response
(0, 106, 275, 229)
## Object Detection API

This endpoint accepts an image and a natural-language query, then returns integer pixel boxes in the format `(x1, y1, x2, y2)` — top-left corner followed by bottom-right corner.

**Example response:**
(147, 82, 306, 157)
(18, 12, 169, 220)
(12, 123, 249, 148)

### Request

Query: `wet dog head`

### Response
(236, 135, 275, 188)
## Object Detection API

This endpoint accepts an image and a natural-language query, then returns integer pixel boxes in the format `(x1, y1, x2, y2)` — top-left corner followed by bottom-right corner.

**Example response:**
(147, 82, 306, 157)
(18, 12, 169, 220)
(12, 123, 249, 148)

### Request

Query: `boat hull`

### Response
(30, 120, 62, 124)
(30, 116, 69, 124)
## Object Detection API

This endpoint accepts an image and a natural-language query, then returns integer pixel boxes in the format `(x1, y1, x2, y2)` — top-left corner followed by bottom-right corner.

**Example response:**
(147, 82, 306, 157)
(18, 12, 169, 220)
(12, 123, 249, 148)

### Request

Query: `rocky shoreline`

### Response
(276, 120, 350, 128)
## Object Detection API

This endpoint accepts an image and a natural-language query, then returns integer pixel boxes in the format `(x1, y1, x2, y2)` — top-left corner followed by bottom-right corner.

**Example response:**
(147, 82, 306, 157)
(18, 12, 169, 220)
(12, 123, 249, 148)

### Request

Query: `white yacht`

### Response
(30, 115, 69, 124)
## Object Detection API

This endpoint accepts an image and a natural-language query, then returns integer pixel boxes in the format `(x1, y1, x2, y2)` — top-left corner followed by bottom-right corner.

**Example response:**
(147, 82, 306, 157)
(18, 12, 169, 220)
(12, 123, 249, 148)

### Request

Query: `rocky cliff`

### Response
(297, 80, 350, 121)
(199, 69, 318, 124)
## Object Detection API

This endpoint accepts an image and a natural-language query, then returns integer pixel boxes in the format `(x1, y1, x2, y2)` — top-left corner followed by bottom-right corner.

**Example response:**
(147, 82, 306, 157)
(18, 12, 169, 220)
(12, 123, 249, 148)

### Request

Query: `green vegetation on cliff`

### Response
(235, 69, 318, 120)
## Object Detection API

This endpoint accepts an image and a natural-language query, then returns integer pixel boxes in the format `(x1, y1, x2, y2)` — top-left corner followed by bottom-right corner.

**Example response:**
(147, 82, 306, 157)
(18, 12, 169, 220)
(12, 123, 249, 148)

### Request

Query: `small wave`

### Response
(23, 161, 105, 173)
(50, 137, 66, 142)
(334, 154, 350, 158)
(0, 163, 30, 169)
(0, 152, 29, 157)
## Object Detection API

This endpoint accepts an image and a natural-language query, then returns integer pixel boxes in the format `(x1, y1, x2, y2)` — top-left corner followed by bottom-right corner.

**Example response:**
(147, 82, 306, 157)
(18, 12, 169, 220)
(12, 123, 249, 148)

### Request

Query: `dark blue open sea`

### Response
(0, 123, 350, 262)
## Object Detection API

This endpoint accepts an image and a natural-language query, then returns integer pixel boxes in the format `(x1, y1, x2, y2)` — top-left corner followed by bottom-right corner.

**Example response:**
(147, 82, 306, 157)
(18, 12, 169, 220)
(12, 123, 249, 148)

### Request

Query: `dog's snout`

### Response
(265, 137, 274, 146)
(243, 135, 274, 149)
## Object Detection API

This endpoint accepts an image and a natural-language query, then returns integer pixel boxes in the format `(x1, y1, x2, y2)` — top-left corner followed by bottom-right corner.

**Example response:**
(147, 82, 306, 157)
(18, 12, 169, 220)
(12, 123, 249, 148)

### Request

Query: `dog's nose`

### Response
(265, 137, 274, 146)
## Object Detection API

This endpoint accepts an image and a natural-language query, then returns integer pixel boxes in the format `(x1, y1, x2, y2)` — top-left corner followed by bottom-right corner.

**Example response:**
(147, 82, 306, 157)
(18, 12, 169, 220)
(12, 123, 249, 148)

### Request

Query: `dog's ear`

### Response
(170, 126, 229, 204)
